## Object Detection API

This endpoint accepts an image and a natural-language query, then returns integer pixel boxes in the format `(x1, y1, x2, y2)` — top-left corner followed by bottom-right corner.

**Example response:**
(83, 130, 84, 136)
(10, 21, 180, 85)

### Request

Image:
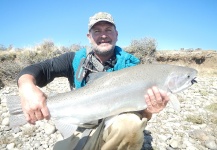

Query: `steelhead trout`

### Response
(7, 64, 197, 138)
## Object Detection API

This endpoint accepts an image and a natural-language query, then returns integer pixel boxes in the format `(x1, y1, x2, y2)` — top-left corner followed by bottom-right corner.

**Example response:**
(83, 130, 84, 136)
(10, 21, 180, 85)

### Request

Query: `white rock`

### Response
(185, 146, 199, 150)
(205, 140, 217, 149)
(42, 144, 48, 149)
(2, 117, 9, 126)
(56, 133, 64, 141)
(6, 143, 15, 149)
(170, 140, 179, 148)
(44, 123, 56, 135)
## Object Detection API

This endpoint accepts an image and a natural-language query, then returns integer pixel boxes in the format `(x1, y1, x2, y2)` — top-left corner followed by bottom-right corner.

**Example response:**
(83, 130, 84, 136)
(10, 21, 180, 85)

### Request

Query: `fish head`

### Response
(165, 67, 198, 93)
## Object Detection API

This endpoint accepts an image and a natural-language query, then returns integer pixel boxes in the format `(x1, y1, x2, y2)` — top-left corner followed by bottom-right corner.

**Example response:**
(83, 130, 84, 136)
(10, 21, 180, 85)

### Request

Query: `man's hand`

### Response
(18, 74, 50, 124)
(145, 86, 169, 113)
(141, 86, 169, 120)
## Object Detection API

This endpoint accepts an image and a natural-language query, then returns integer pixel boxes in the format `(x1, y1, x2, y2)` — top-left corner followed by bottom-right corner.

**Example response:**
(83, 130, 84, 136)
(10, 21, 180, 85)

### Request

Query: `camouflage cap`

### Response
(88, 12, 115, 30)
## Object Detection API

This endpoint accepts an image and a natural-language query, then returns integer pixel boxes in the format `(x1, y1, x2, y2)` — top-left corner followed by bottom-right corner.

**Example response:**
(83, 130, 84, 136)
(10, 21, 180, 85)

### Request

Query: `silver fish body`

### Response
(7, 64, 197, 138)
(47, 64, 197, 123)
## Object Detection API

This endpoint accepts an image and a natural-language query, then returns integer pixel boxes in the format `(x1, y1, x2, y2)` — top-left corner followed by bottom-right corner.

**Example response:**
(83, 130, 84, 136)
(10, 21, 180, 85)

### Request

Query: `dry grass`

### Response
(205, 103, 217, 113)
(185, 115, 204, 124)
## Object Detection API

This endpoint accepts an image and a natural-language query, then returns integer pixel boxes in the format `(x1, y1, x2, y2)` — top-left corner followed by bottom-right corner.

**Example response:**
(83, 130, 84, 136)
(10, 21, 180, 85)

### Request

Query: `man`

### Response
(17, 12, 169, 150)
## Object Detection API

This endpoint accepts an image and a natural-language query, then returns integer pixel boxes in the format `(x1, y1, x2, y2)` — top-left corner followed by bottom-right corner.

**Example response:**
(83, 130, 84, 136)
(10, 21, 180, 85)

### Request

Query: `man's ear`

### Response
(87, 33, 91, 43)
(116, 30, 118, 42)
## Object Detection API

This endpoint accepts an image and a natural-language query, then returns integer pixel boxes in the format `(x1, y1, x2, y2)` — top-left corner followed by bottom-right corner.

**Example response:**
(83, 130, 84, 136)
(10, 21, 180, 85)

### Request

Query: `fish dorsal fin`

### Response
(87, 72, 109, 84)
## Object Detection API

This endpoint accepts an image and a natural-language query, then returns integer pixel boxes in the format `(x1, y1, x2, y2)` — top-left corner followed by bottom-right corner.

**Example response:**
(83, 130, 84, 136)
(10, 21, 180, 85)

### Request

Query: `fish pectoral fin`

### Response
(168, 93, 181, 112)
(54, 119, 78, 139)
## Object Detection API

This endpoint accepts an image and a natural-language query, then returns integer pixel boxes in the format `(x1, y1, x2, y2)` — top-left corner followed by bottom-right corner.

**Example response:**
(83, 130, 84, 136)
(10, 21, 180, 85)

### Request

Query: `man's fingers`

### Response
(152, 86, 163, 104)
(145, 87, 170, 113)
(28, 111, 37, 124)
(147, 88, 157, 106)
(23, 112, 31, 123)
(145, 94, 151, 106)
(35, 110, 43, 120)
(145, 94, 153, 112)
(41, 106, 51, 120)
(159, 89, 170, 105)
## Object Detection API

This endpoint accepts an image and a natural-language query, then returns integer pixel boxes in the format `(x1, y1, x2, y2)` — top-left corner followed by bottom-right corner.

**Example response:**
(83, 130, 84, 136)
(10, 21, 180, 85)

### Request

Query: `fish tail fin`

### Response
(6, 95, 27, 127)
(9, 113, 27, 127)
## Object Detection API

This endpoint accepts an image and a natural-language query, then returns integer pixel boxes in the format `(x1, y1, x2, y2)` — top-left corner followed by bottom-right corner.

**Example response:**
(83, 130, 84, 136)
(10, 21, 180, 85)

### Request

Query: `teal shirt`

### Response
(72, 46, 140, 89)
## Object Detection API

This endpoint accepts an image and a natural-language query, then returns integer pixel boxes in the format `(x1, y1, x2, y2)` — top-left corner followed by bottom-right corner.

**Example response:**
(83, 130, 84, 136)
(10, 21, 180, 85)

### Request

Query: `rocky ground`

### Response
(143, 75, 217, 150)
(1, 49, 217, 150)
(0, 74, 217, 150)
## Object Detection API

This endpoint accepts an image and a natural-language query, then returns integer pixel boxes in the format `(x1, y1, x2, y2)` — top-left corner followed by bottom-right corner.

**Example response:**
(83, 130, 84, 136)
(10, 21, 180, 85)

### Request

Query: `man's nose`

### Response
(100, 31, 108, 38)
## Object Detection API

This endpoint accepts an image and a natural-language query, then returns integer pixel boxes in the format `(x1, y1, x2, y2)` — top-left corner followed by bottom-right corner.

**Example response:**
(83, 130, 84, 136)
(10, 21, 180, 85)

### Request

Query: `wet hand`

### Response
(19, 82, 50, 124)
(145, 86, 169, 113)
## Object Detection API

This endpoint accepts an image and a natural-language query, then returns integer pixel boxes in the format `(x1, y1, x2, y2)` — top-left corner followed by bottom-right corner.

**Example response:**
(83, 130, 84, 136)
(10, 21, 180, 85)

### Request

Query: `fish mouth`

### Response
(191, 77, 197, 85)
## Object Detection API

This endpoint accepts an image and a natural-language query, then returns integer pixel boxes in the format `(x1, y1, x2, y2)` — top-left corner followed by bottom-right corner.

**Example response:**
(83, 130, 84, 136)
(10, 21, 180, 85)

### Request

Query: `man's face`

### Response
(87, 21, 118, 56)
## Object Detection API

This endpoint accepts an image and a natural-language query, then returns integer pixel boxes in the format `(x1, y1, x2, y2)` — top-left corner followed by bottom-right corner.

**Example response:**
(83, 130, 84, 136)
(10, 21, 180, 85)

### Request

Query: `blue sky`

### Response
(0, 0, 216, 50)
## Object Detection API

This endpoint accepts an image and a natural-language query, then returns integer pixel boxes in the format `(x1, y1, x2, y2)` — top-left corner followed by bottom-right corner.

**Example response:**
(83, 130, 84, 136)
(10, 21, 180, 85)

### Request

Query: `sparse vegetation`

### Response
(205, 103, 217, 113)
(0, 133, 22, 146)
(185, 115, 204, 124)
(0, 37, 217, 87)
(125, 37, 157, 64)
(199, 90, 209, 96)
(209, 114, 217, 124)
(22, 126, 37, 136)
(0, 40, 85, 86)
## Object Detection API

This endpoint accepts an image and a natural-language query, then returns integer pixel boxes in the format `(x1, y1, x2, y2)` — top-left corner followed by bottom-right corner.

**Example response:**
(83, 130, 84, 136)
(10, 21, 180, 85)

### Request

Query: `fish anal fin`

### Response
(54, 119, 78, 139)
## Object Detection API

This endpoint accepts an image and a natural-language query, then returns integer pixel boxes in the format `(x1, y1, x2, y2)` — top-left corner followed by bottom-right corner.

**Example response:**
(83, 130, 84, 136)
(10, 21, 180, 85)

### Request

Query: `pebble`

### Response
(0, 76, 216, 149)
(6, 143, 15, 149)
(44, 123, 56, 135)
(205, 140, 217, 150)
(1, 117, 9, 126)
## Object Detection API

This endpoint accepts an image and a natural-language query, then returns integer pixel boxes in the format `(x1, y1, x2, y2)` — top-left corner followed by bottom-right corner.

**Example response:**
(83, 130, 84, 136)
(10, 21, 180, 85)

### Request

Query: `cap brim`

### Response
(89, 20, 115, 30)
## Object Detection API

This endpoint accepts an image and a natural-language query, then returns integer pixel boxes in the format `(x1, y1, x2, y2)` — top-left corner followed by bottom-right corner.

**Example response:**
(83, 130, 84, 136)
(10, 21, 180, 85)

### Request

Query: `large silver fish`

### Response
(7, 64, 197, 138)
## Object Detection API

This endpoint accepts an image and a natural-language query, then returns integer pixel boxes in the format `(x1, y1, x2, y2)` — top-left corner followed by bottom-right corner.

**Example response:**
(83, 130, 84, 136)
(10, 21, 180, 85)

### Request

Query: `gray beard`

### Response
(92, 46, 115, 57)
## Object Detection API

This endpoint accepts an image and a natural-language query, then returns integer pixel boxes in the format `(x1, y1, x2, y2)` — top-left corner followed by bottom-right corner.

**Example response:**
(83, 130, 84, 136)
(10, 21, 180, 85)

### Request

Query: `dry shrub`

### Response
(0, 51, 17, 61)
(0, 44, 7, 51)
(16, 49, 57, 64)
(0, 60, 24, 84)
(16, 41, 84, 64)
(125, 37, 157, 64)
(69, 44, 83, 52)
(0, 79, 4, 89)
(186, 115, 204, 124)
(16, 40, 60, 64)
(205, 103, 217, 113)
(0, 40, 86, 86)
